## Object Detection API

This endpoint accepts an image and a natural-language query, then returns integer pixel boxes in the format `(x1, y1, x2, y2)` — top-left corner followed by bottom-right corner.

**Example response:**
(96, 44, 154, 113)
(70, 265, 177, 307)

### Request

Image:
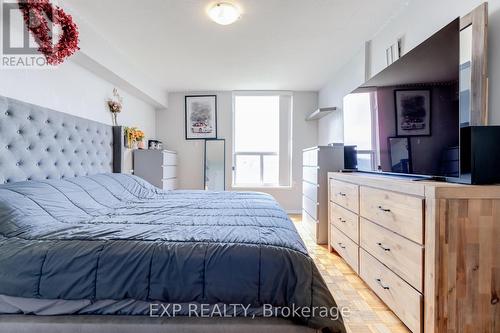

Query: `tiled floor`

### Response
(290, 215, 411, 333)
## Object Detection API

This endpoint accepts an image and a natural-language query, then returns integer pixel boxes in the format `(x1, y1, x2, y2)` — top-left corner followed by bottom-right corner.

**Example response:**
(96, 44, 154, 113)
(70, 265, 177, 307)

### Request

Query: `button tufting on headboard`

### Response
(0, 96, 118, 184)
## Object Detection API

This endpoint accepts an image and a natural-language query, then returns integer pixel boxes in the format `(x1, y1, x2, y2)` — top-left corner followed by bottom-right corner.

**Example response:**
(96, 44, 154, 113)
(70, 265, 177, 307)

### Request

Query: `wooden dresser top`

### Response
(328, 172, 500, 199)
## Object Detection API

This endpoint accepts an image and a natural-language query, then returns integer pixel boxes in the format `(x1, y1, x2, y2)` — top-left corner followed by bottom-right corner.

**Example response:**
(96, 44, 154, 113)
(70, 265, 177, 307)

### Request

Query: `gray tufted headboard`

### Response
(0, 95, 123, 184)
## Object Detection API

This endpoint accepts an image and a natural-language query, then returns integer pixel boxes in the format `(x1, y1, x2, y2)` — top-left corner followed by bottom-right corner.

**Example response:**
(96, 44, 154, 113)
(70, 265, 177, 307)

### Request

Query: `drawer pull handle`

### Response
(378, 206, 391, 212)
(337, 242, 346, 249)
(337, 192, 347, 197)
(377, 242, 391, 251)
(376, 278, 390, 290)
(338, 217, 346, 223)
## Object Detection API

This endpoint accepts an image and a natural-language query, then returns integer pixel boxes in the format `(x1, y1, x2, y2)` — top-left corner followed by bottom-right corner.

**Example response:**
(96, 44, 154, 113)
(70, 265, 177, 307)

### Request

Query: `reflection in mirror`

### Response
(459, 25, 472, 126)
(205, 139, 226, 191)
(343, 92, 376, 171)
(388, 137, 411, 173)
(345, 18, 460, 177)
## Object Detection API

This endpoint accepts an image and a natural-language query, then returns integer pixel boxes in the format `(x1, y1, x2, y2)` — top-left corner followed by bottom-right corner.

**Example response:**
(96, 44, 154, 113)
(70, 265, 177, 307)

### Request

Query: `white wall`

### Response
(0, 61, 157, 172)
(318, 47, 366, 145)
(156, 91, 318, 212)
(156, 91, 230, 192)
(53, 1, 168, 108)
(318, 0, 500, 144)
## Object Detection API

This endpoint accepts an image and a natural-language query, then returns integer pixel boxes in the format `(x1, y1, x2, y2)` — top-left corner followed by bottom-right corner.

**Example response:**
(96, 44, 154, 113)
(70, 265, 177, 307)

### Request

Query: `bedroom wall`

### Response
(156, 91, 318, 213)
(318, 47, 366, 145)
(318, 0, 500, 145)
(0, 61, 157, 173)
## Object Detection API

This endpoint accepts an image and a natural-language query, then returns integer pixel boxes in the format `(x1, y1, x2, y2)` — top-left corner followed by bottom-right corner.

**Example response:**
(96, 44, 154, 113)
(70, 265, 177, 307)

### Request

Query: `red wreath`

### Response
(17, 0, 79, 65)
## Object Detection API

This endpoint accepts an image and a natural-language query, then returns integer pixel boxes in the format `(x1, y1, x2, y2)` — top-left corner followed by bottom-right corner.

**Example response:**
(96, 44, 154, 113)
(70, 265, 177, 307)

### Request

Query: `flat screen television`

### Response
(344, 18, 463, 180)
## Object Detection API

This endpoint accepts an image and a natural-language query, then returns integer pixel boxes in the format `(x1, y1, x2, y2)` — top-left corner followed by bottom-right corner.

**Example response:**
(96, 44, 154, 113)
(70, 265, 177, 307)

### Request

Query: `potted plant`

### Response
(135, 129, 146, 149)
(124, 127, 146, 149)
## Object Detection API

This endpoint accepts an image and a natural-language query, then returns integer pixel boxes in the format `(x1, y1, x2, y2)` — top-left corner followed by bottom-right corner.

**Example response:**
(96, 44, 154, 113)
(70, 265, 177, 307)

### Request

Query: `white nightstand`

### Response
(133, 150, 178, 190)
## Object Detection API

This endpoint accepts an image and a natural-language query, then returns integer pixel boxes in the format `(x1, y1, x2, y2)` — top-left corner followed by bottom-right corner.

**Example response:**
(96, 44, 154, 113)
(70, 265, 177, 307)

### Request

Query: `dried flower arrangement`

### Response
(124, 127, 145, 149)
(107, 88, 123, 126)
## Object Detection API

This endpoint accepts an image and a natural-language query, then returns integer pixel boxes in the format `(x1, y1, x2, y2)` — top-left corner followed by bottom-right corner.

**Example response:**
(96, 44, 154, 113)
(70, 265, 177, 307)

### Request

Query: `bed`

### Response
(0, 96, 346, 333)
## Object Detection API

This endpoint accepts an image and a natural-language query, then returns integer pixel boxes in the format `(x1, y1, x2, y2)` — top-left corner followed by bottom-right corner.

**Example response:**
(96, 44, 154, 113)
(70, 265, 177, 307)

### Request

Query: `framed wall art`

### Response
(394, 89, 431, 136)
(185, 95, 217, 140)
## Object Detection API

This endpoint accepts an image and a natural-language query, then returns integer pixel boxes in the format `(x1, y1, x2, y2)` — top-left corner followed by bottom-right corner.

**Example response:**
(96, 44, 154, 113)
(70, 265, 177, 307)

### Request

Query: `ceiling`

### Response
(65, 0, 409, 92)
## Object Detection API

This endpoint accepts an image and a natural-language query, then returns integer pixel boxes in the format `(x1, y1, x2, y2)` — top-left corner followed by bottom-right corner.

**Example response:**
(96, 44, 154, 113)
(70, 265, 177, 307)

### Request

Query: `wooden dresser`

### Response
(328, 172, 499, 333)
(133, 150, 178, 190)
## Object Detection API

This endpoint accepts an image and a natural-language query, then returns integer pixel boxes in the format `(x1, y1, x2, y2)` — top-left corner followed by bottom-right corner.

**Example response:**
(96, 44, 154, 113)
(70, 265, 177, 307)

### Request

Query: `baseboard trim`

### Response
(286, 210, 302, 215)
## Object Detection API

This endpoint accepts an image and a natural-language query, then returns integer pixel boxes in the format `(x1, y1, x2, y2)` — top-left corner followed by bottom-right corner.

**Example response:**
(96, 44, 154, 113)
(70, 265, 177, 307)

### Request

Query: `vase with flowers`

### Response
(124, 127, 145, 149)
(107, 88, 123, 126)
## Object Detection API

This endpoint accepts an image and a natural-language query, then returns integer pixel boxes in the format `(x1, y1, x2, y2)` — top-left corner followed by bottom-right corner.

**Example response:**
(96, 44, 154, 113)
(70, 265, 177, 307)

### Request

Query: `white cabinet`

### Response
(133, 150, 178, 190)
(302, 145, 344, 244)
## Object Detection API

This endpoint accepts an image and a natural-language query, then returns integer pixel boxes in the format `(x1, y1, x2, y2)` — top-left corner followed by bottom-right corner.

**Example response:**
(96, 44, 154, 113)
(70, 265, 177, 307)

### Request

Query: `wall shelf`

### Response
(306, 107, 337, 121)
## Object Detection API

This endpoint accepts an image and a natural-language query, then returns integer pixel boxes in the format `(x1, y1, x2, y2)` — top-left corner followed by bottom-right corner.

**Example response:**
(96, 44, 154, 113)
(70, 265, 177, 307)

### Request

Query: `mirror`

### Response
(204, 139, 226, 191)
(388, 137, 411, 173)
(458, 3, 488, 125)
(459, 25, 472, 126)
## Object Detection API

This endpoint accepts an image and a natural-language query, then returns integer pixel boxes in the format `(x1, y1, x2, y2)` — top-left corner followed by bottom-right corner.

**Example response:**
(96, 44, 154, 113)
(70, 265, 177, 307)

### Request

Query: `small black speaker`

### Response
(455, 126, 500, 184)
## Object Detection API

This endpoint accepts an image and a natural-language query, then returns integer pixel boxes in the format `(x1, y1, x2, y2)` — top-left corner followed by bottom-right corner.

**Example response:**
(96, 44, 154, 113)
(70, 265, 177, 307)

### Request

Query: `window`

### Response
(343, 92, 378, 171)
(233, 93, 292, 187)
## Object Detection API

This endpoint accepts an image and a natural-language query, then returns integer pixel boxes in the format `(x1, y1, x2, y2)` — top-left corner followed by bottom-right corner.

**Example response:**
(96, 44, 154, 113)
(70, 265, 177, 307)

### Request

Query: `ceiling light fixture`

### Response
(208, 2, 241, 25)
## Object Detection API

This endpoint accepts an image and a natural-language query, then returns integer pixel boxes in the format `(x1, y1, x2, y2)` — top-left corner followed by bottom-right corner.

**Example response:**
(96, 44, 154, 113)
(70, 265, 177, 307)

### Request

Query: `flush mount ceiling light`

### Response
(208, 2, 241, 25)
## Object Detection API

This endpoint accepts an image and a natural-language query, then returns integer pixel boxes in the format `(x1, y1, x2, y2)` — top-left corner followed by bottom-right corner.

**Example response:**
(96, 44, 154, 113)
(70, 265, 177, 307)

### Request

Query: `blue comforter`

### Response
(0, 173, 345, 332)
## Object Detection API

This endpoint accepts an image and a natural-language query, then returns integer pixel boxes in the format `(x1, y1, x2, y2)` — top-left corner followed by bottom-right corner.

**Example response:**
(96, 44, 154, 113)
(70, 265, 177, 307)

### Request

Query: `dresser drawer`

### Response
(302, 181, 318, 203)
(360, 250, 422, 333)
(162, 178, 177, 190)
(360, 218, 423, 292)
(360, 186, 424, 244)
(331, 203, 359, 243)
(303, 166, 319, 184)
(331, 226, 359, 273)
(162, 152, 177, 166)
(330, 179, 359, 213)
(302, 195, 318, 220)
(302, 210, 318, 240)
(303, 149, 318, 166)
(162, 165, 177, 179)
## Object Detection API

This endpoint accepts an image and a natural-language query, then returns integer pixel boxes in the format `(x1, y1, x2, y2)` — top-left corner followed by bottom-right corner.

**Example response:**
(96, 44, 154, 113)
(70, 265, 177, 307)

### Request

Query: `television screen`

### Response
(344, 18, 461, 178)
